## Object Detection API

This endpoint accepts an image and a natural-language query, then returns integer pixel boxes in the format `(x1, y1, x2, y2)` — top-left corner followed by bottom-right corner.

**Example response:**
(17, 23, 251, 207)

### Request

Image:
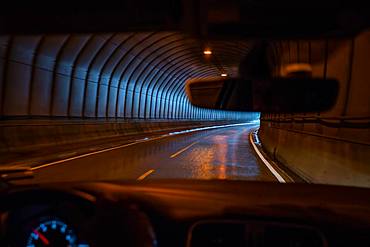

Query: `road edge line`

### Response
(249, 131, 286, 183)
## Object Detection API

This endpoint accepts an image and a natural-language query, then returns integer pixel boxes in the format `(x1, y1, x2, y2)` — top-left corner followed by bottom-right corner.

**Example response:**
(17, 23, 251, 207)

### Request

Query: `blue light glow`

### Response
(51, 221, 57, 229)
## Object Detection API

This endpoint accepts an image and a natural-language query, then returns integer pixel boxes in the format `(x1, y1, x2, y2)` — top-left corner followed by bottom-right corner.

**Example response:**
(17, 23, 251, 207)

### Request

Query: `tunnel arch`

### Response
(0, 32, 255, 120)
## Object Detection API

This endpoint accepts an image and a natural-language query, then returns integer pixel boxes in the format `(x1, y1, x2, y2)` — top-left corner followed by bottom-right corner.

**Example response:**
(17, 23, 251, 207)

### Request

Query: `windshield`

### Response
(0, 4, 369, 189)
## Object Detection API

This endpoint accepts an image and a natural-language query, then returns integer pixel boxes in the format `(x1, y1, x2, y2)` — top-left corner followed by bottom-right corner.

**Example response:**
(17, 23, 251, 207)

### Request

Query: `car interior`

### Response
(0, 0, 369, 246)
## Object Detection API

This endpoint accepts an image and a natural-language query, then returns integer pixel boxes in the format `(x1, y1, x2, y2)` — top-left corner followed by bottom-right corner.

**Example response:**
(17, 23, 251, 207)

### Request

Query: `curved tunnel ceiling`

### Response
(0, 32, 252, 119)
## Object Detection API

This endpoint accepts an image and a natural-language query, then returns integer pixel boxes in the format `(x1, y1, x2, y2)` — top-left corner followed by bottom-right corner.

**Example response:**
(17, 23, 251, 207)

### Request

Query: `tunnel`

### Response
(1, 3, 370, 247)
(0, 1, 369, 188)
(0, 33, 254, 119)
(0, 32, 259, 165)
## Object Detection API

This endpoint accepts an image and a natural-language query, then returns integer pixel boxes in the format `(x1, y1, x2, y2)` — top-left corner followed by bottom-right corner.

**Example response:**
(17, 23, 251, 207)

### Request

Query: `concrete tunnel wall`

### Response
(259, 30, 370, 187)
(0, 32, 258, 154)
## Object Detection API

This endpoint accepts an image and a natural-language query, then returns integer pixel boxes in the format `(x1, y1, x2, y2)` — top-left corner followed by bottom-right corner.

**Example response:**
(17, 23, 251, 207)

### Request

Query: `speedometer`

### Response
(26, 218, 87, 247)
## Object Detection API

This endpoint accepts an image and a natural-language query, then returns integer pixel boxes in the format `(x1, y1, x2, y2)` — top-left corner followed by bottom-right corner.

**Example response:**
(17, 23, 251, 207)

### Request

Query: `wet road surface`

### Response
(28, 123, 278, 183)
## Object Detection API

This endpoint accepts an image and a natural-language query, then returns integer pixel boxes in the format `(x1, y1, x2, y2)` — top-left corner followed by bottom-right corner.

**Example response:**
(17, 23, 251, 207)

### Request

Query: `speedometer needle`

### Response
(32, 229, 50, 245)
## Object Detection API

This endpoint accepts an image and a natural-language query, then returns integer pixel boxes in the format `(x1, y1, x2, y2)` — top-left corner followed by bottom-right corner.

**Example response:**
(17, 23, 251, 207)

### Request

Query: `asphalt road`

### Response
(27, 123, 278, 183)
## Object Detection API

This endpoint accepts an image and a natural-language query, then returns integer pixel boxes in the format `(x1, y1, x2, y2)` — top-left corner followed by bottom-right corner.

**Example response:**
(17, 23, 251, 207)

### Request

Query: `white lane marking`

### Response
(249, 132, 286, 183)
(29, 122, 257, 171)
(170, 141, 199, 158)
(137, 169, 155, 180)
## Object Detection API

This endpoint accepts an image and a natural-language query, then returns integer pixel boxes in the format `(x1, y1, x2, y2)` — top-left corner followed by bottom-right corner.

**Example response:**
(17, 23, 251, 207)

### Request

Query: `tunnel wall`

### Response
(0, 33, 250, 120)
(259, 30, 370, 187)
(0, 32, 257, 156)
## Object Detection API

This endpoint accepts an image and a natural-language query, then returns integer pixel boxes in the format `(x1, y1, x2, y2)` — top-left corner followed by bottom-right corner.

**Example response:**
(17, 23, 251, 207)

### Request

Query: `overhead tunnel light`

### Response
(203, 49, 212, 55)
(221, 73, 227, 77)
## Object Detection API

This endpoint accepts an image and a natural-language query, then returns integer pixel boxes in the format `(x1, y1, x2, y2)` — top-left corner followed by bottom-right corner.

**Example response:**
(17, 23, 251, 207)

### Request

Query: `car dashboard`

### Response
(0, 180, 369, 247)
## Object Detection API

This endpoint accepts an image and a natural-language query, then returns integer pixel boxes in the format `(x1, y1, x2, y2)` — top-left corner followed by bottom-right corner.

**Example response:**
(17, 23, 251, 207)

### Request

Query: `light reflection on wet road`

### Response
(30, 123, 277, 183)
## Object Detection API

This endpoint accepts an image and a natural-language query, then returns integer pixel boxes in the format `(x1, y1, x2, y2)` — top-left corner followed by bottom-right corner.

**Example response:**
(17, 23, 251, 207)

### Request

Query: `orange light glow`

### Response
(203, 50, 212, 55)
(221, 73, 227, 77)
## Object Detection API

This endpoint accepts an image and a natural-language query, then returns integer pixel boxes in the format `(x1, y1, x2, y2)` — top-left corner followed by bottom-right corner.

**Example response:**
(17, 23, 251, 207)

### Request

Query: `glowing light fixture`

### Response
(203, 49, 212, 55)
(221, 73, 227, 77)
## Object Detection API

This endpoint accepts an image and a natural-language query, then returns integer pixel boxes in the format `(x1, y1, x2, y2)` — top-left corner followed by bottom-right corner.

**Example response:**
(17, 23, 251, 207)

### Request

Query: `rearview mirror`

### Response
(186, 77, 338, 113)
